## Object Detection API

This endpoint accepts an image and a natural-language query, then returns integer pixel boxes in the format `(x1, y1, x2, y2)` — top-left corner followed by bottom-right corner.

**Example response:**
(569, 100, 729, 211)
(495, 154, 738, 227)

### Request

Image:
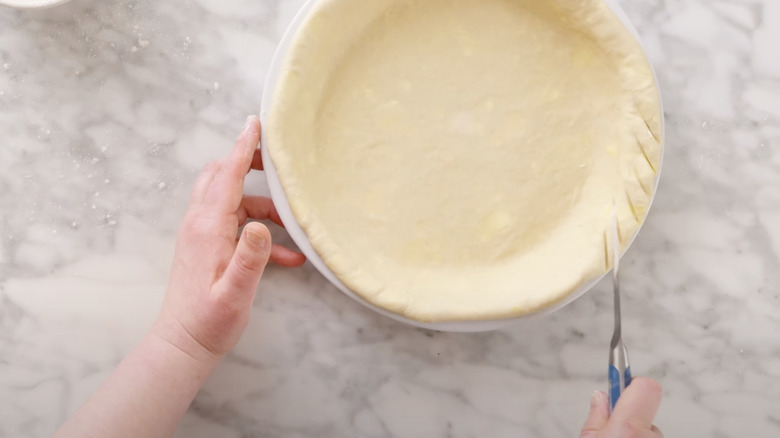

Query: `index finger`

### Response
(609, 377, 662, 430)
(207, 116, 262, 211)
(225, 116, 262, 179)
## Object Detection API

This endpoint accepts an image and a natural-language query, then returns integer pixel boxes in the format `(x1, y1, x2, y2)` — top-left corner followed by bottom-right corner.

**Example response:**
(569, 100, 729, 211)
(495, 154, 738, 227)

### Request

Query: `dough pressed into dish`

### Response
(268, 0, 662, 322)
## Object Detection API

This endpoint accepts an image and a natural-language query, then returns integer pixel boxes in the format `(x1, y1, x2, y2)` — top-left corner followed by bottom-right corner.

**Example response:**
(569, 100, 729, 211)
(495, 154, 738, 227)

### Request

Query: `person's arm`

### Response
(579, 377, 664, 438)
(54, 332, 218, 438)
(54, 116, 305, 438)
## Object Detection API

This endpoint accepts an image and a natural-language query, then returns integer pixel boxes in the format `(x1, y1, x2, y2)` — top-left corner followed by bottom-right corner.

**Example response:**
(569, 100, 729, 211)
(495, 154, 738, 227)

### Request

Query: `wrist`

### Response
(149, 317, 224, 371)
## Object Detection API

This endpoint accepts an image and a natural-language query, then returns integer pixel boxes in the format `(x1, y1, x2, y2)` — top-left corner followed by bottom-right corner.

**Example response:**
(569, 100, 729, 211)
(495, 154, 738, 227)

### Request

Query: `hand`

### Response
(152, 115, 306, 361)
(580, 377, 663, 438)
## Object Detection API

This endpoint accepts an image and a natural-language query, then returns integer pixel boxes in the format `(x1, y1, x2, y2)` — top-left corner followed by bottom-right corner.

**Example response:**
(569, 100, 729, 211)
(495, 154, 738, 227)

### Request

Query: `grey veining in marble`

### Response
(1, 0, 779, 437)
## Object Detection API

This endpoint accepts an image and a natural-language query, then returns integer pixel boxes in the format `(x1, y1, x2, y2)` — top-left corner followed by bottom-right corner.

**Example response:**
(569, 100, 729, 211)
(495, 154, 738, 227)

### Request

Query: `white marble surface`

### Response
(1, 0, 779, 436)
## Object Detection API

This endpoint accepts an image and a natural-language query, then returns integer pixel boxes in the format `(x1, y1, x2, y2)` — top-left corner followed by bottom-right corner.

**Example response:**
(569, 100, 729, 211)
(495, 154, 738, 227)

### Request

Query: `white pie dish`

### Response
(260, 0, 665, 332)
(0, 0, 72, 8)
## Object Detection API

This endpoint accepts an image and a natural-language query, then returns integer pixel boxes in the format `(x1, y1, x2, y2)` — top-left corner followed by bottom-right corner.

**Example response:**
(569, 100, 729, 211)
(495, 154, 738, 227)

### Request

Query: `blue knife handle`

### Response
(609, 365, 632, 411)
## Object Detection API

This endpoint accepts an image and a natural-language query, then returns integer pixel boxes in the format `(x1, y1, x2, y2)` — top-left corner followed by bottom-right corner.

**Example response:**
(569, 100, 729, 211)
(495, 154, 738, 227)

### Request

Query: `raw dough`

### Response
(269, 0, 662, 322)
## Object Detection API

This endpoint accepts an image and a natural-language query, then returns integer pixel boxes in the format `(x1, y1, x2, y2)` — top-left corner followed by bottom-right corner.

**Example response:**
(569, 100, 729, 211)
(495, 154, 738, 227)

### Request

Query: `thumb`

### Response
(580, 391, 609, 438)
(605, 377, 662, 436)
(219, 222, 272, 301)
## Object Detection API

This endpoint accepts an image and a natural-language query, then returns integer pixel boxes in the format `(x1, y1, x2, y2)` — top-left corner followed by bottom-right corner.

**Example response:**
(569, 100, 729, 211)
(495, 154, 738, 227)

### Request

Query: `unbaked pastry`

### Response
(268, 0, 662, 322)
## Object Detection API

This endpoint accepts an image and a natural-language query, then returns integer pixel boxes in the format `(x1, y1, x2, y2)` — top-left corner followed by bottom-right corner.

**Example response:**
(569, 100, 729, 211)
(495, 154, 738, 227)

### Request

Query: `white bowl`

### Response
(260, 0, 665, 332)
(0, 0, 72, 8)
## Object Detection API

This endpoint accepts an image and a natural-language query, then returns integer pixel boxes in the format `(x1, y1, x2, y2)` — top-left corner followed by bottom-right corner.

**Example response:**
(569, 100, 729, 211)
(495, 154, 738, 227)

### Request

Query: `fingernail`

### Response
(591, 391, 605, 408)
(241, 116, 253, 133)
(238, 115, 258, 139)
(246, 228, 267, 249)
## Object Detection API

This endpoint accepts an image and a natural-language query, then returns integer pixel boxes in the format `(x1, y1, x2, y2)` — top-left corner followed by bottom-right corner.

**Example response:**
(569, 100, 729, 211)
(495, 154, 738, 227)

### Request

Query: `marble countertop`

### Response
(1, 0, 779, 436)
